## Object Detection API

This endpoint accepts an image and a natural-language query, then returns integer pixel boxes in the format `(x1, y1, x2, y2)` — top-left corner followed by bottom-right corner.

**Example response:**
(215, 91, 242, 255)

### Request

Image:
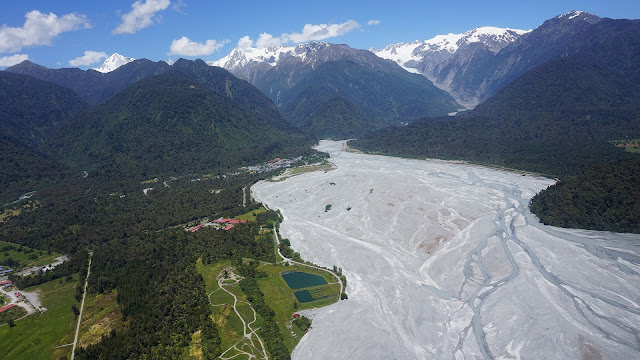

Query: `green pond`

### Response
(294, 290, 331, 303)
(281, 271, 327, 289)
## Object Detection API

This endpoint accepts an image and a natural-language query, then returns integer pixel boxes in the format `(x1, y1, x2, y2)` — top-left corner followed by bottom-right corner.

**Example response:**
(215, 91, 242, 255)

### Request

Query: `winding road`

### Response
(210, 267, 268, 360)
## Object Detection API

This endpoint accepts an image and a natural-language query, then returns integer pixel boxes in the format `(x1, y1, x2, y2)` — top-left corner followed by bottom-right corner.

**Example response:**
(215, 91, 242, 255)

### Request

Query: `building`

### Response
(0, 304, 16, 313)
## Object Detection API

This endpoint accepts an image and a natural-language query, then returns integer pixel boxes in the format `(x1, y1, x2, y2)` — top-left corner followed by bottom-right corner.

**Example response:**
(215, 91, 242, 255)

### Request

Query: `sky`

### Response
(1, 0, 639, 69)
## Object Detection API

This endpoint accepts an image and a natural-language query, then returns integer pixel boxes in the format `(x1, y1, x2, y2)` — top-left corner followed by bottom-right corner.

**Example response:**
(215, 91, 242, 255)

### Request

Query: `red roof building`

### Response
(223, 225, 235, 231)
(0, 304, 16, 313)
(0, 280, 11, 285)
(188, 224, 203, 232)
(292, 313, 300, 318)
(14, 292, 21, 297)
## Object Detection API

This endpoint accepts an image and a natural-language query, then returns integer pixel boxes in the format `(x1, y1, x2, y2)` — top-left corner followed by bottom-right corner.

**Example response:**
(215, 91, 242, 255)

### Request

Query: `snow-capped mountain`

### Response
(373, 10, 601, 107)
(93, 53, 135, 73)
(212, 10, 603, 109)
(376, 27, 528, 70)
(374, 27, 530, 106)
(211, 41, 459, 134)
(210, 41, 396, 85)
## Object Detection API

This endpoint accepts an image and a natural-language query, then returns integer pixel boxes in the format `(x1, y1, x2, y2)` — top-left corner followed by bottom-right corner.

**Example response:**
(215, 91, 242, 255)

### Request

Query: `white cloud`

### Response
(171, 0, 187, 14)
(256, 33, 285, 48)
(237, 36, 253, 51)
(113, 0, 170, 35)
(69, 50, 108, 66)
(239, 20, 360, 50)
(168, 36, 229, 56)
(288, 20, 360, 43)
(368, 19, 381, 26)
(0, 53, 29, 67)
(0, 10, 90, 53)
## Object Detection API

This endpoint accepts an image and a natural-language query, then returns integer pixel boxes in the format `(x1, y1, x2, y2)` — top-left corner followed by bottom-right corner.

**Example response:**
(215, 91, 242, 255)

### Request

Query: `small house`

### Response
(0, 304, 16, 313)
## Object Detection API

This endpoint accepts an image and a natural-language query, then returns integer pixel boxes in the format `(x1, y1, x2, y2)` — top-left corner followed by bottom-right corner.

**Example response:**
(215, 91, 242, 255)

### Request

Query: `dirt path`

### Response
(210, 267, 268, 360)
(71, 252, 91, 360)
(242, 187, 247, 207)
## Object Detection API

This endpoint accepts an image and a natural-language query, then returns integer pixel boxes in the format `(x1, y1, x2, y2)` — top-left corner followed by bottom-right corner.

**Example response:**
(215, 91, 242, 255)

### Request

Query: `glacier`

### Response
(252, 140, 640, 360)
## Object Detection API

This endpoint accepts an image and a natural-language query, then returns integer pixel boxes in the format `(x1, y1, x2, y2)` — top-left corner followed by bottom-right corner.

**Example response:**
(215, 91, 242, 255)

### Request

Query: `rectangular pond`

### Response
(294, 289, 332, 303)
(281, 271, 327, 290)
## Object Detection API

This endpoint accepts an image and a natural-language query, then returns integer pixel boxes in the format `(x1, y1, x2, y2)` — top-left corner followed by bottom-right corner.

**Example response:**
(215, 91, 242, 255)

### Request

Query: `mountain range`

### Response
(1, 10, 639, 231)
(0, 58, 314, 200)
(212, 41, 460, 137)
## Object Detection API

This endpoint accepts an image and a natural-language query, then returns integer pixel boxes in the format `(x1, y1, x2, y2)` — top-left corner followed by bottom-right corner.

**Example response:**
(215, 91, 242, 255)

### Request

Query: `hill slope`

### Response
(6, 59, 171, 106)
(280, 60, 459, 135)
(51, 70, 312, 179)
(0, 71, 88, 149)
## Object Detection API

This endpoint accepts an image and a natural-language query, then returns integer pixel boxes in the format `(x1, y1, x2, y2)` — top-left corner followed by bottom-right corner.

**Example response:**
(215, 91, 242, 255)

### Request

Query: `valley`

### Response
(1, 4, 639, 359)
(253, 140, 640, 359)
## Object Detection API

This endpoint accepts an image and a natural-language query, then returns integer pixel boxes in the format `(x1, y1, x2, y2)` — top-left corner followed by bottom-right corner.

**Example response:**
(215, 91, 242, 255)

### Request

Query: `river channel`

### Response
(252, 140, 640, 360)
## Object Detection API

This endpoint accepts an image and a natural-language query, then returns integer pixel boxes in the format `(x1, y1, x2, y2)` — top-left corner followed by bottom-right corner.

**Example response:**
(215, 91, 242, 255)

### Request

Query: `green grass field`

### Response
(235, 206, 268, 222)
(256, 263, 339, 351)
(0, 274, 80, 360)
(196, 259, 266, 358)
(77, 290, 124, 349)
(610, 139, 640, 153)
(0, 240, 61, 269)
(197, 257, 340, 355)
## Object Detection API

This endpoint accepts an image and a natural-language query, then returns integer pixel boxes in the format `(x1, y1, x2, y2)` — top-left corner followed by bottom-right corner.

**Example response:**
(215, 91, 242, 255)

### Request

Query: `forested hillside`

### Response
(530, 158, 640, 233)
(49, 70, 312, 181)
(0, 71, 87, 149)
(280, 60, 460, 135)
(6, 59, 172, 105)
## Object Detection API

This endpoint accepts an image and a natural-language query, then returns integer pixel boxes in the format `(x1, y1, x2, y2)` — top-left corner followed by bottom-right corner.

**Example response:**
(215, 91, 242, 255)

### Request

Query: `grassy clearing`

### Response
(0, 240, 61, 269)
(0, 274, 79, 360)
(256, 263, 339, 351)
(184, 330, 204, 360)
(269, 163, 334, 182)
(196, 258, 229, 294)
(0, 306, 27, 324)
(77, 290, 124, 349)
(198, 258, 340, 356)
(197, 259, 260, 355)
(0, 201, 39, 223)
(235, 206, 267, 222)
(609, 139, 640, 153)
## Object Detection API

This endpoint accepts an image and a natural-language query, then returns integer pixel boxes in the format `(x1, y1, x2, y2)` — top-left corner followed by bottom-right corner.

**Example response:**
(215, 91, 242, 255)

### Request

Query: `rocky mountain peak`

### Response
(93, 53, 135, 73)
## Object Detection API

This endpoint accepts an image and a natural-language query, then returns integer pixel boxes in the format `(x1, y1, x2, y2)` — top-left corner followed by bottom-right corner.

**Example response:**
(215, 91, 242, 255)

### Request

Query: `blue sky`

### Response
(1, 0, 639, 69)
